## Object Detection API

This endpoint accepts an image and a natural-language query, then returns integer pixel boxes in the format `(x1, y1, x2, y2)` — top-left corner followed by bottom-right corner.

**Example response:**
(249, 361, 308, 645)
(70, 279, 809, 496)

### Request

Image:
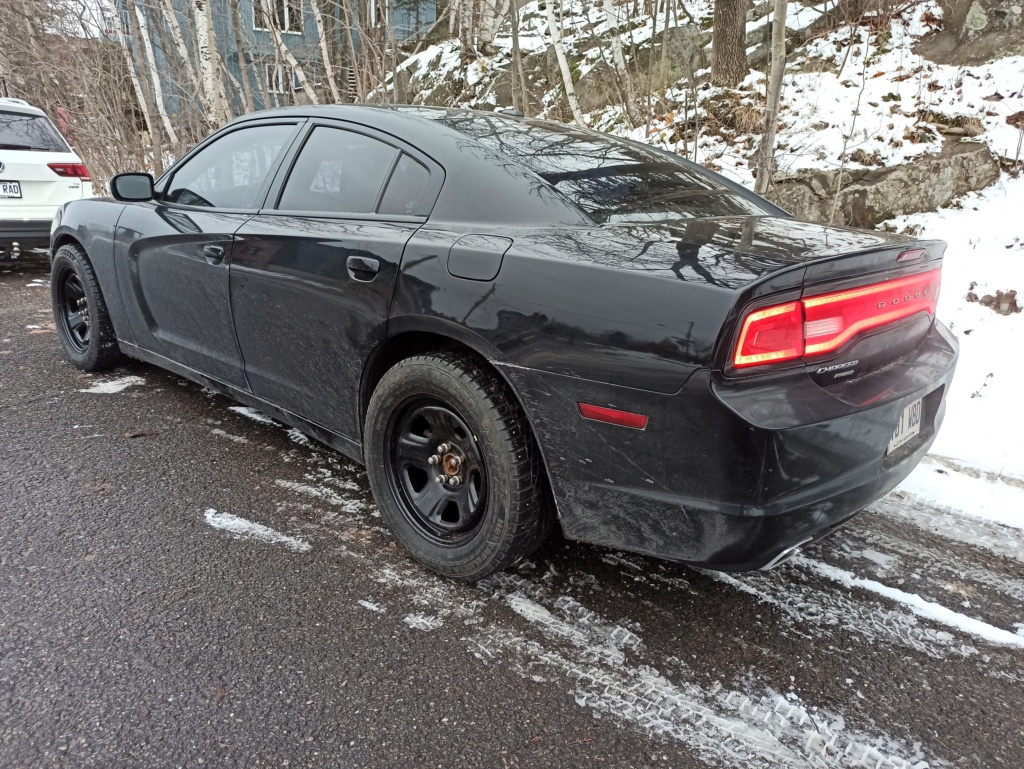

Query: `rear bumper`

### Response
(0, 219, 51, 251)
(499, 321, 958, 571)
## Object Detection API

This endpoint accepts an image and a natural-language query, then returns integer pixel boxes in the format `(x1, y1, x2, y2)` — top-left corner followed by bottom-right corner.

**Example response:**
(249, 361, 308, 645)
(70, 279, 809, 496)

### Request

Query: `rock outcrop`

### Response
(918, 0, 1024, 64)
(766, 139, 1000, 228)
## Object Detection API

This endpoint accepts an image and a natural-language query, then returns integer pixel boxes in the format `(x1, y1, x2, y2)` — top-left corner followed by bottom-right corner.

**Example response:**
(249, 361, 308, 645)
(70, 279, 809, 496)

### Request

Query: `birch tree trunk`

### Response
(131, 0, 178, 147)
(193, 0, 230, 125)
(228, 0, 255, 113)
(601, 0, 640, 126)
(120, 2, 164, 174)
(546, 0, 584, 124)
(753, 0, 787, 195)
(310, 0, 342, 102)
(260, 0, 320, 104)
(158, 0, 202, 103)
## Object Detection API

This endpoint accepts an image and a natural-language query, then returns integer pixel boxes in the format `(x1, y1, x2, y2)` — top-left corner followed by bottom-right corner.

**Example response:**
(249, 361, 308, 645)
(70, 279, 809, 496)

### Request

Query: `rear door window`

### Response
(0, 110, 70, 152)
(164, 123, 296, 209)
(277, 126, 399, 214)
(378, 154, 430, 216)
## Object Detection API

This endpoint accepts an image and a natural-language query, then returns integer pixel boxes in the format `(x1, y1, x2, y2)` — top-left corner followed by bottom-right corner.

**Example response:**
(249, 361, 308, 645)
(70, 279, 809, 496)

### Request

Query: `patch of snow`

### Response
(211, 428, 249, 444)
(228, 406, 277, 425)
(873, 492, 1024, 564)
(275, 479, 366, 513)
(800, 558, 1024, 649)
(286, 428, 310, 446)
(403, 612, 443, 631)
(886, 175, 1024, 480)
(202, 508, 311, 552)
(78, 375, 146, 394)
(897, 456, 1024, 529)
(702, 566, 979, 661)
(358, 600, 385, 613)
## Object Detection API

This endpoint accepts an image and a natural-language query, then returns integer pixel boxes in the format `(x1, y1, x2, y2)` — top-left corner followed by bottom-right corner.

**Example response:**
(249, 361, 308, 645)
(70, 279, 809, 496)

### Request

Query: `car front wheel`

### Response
(364, 352, 552, 581)
(51, 243, 122, 371)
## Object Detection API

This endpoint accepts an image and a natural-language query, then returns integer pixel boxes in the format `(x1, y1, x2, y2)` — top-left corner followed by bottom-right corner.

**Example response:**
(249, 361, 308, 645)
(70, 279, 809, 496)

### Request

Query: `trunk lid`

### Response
(602, 215, 944, 382)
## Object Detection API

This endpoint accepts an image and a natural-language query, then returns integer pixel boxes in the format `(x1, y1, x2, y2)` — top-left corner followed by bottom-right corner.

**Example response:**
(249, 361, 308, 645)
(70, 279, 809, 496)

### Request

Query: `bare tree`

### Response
(711, 0, 749, 87)
(546, 0, 584, 123)
(228, 0, 256, 114)
(193, 0, 231, 123)
(754, 0, 787, 195)
(311, 0, 343, 102)
(131, 0, 178, 147)
(508, 0, 530, 113)
(602, 0, 640, 125)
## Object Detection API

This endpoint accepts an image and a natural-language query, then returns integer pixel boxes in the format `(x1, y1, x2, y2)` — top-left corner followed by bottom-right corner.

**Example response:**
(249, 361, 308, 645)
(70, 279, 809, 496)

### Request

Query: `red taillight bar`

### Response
(48, 162, 91, 181)
(578, 403, 649, 430)
(733, 269, 941, 369)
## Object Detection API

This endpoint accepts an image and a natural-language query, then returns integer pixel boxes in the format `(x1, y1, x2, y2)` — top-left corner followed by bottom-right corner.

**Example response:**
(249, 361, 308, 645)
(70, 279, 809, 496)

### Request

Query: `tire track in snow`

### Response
(870, 493, 1024, 564)
(370, 563, 944, 768)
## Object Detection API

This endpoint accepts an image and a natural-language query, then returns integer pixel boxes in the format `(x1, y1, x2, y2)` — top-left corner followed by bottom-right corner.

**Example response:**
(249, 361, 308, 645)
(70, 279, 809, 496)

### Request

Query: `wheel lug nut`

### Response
(427, 455, 438, 465)
(448, 476, 461, 486)
(437, 442, 450, 453)
(435, 475, 446, 484)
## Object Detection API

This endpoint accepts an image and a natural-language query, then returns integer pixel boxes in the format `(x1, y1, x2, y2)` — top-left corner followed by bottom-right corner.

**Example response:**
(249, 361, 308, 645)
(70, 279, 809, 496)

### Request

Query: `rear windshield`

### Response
(0, 110, 70, 152)
(436, 114, 769, 224)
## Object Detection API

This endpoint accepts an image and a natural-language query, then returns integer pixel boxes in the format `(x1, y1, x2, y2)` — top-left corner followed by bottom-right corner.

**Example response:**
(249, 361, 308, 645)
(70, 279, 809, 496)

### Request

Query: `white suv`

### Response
(0, 98, 93, 258)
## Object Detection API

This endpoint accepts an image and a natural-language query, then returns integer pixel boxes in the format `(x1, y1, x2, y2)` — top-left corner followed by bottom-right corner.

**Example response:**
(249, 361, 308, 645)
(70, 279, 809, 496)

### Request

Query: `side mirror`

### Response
(110, 172, 155, 202)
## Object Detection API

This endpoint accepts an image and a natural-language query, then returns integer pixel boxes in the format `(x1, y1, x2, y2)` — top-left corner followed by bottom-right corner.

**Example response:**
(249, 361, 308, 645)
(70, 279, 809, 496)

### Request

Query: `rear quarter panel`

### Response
(391, 225, 738, 394)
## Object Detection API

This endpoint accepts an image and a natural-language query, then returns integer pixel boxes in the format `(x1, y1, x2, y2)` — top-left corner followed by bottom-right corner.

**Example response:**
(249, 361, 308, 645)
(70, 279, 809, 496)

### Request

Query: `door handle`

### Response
(346, 256, 380, 281)
(203, 244, 226, 265)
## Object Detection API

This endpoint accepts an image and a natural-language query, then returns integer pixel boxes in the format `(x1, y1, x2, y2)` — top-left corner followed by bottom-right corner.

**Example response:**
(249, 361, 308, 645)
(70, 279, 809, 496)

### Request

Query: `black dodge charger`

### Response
(49, 106, 957, 581)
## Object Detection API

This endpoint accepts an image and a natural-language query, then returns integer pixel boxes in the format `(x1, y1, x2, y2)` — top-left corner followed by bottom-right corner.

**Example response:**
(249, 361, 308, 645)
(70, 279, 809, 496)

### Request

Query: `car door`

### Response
(113, 121, 302, 388)
(230, 121, 441, 440)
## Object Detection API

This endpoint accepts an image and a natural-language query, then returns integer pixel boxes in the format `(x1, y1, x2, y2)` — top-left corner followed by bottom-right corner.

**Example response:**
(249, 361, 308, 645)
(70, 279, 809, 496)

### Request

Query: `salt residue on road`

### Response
(78, 376, 145, 394)
(203, 508, 311, 553)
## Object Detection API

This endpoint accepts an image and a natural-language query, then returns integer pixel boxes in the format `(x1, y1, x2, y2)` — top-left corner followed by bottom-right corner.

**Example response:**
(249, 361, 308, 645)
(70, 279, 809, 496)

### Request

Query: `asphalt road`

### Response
(2, 256, 1023, 769)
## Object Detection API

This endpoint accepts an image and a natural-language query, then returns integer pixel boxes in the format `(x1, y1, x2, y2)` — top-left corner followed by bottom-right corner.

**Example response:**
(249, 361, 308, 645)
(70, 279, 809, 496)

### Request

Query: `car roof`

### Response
(0, 98, 47, 117)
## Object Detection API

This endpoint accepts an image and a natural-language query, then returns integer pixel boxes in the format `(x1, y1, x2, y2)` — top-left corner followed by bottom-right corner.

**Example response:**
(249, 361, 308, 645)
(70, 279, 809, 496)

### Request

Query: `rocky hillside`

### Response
(379, 0, 1024, 228)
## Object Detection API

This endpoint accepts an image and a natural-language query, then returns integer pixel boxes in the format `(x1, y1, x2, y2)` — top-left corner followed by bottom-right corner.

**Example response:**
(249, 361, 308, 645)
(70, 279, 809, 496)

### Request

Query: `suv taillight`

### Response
(733, 269, 941, 369)
(48, 162, 91, 181)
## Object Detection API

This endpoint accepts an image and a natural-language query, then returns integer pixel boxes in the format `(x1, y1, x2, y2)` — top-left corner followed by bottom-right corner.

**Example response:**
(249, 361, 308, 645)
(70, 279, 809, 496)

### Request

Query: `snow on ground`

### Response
(78, 375, 146, 394)
(202, 508, 311, 552)
(886, 175, 1024, 484)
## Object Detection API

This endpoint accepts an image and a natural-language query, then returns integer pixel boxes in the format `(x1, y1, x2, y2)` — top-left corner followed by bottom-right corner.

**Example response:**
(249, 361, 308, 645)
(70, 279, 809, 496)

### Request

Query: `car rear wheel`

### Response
(364, 352, 552, 582)
(51, 243, 122, 371)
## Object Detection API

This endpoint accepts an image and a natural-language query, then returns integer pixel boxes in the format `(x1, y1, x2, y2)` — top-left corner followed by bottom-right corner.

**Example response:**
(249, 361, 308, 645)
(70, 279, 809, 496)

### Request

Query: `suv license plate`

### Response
(887, 398, 922, 454)
(0, 180, 22, 198)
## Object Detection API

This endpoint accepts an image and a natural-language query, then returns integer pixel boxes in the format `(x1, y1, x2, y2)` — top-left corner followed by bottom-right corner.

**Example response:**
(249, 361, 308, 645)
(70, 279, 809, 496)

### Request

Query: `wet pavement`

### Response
(2, 256, 1022, 768)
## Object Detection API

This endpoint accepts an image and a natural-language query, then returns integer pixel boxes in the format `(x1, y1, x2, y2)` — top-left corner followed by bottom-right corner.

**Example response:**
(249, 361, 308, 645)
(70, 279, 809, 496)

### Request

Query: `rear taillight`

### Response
(48, 162, 91, 181)
(733, 269, 941, 369)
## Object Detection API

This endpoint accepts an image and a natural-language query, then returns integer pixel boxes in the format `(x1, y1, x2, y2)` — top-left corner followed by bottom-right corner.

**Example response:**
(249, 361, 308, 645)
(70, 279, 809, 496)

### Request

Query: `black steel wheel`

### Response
(388, 398, 489, 545)
(50, 243, 123, 371)
(55, 268, 90, 353)
(365, 352, 553, 581)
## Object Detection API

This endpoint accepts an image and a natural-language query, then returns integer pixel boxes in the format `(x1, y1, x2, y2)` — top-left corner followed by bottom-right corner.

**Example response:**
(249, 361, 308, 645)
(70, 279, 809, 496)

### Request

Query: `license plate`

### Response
(887, 398, 922, 454)
(0, 180, 22, 198)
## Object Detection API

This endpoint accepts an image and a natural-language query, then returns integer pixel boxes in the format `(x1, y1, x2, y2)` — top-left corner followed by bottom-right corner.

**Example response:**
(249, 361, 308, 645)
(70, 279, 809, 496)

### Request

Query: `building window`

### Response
(254, 0, 303, 34)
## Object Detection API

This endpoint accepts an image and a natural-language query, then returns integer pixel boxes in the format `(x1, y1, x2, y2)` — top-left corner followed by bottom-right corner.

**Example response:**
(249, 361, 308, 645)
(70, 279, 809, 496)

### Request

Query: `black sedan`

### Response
(49, 106, 957, 581)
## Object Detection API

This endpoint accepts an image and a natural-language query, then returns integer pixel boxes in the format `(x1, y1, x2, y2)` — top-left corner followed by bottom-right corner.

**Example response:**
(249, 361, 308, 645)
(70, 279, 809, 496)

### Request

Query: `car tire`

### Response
(51, 243, 123, 371)
(364, 352, 553, 582)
